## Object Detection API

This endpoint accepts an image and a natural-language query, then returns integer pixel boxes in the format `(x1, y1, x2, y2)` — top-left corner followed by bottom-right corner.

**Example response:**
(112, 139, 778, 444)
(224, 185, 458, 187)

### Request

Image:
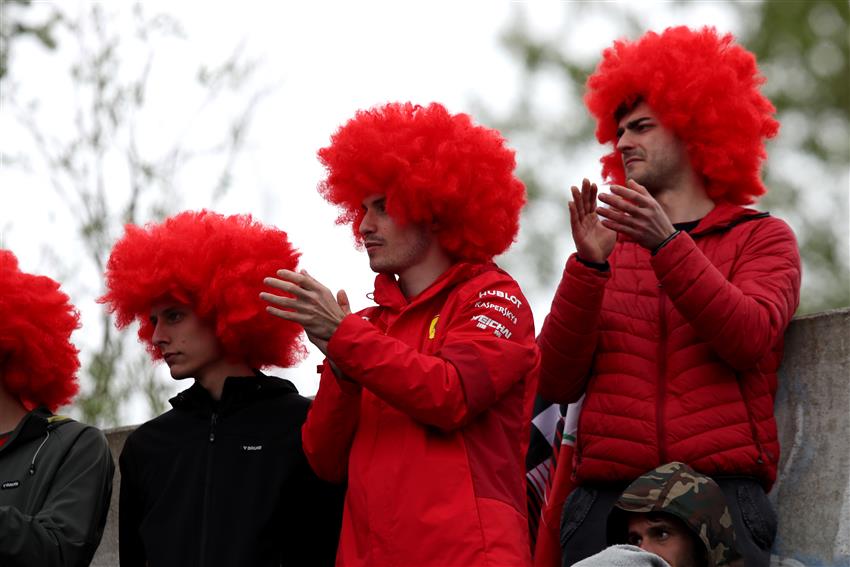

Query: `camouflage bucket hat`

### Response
(607, 462, 741, 567)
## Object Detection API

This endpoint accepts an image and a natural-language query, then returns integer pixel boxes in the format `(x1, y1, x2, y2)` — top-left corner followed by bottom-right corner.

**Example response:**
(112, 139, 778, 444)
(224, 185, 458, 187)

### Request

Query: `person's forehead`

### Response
(361, 193, 386, 207)
(627, 511, 680, 530)
(149, 298, 190, 316)
(618, 101, 658, 127)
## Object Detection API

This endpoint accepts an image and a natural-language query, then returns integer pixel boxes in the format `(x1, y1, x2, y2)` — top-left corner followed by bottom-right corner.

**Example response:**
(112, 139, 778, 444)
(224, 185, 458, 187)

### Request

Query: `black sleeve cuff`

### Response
(576, 256, 610, 272)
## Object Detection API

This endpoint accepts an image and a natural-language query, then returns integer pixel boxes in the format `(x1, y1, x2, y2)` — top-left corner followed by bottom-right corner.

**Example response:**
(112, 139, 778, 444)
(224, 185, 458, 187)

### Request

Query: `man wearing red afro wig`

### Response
(536, 26, 801, 566)
(262, 102, 539, 566)
(0, 249, 114, 567)
(100, 211, 343, 567)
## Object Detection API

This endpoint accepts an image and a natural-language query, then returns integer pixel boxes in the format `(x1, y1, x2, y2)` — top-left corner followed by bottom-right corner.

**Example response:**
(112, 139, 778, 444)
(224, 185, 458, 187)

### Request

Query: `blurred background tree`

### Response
(2, 0, 846, 427)
(1, 0, 272, 425)
(490, 0, 849, 315)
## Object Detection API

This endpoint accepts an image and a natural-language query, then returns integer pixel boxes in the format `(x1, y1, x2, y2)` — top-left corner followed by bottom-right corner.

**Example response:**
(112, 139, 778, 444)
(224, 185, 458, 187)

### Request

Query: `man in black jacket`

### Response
(100, 211, 344, 567)
(0, 249, 114, 567)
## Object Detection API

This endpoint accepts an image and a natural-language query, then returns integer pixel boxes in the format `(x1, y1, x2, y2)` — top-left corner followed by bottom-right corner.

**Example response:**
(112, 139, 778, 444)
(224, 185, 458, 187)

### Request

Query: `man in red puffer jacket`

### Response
(537, 27, 801, 567)
(263, 102, 539, 567)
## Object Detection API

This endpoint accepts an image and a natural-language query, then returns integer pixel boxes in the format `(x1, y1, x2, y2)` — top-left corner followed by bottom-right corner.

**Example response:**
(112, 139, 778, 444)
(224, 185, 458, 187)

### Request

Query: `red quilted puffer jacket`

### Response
(537, 203, 801, 489)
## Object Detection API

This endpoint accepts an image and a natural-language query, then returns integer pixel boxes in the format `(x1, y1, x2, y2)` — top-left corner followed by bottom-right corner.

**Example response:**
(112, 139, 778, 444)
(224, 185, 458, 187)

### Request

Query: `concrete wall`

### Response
(92, 426, 134, 567)
(90, 308, 850, 567)
(770, 308, 850, 567)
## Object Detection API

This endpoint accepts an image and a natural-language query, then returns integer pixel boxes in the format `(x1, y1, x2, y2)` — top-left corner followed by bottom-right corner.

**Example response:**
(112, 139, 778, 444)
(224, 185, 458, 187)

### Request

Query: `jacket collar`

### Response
(690, 202, 769, 238)
(0, 407, 70, 454)
(169, 371, 298, 416)
(372, 261, 494, 312)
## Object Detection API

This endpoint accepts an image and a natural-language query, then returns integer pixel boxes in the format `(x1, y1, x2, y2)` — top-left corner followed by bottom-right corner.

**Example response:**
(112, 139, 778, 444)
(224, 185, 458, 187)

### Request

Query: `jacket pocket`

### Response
(736, 482, 777, 550)
(560, 485, 597, 546)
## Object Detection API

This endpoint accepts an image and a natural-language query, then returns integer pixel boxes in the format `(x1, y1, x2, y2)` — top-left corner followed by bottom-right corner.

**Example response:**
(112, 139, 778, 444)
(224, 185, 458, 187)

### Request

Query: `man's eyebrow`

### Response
(625, 116, 652, 129)
(616, 116, 652, 137)
(363, 197, 386, 209)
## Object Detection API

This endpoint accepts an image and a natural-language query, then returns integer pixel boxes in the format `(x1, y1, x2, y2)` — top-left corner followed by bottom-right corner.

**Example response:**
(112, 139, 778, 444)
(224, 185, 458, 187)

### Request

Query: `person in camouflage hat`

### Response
(607, 462, 743, 567)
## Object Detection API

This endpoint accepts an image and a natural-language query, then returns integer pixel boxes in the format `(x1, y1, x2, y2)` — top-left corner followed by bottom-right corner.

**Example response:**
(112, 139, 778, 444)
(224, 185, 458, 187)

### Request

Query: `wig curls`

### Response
(585, 26, 779, 204)
(318, 102, 526, 261)
(99, 211, 304, 369)
(0, 250, 80, 410)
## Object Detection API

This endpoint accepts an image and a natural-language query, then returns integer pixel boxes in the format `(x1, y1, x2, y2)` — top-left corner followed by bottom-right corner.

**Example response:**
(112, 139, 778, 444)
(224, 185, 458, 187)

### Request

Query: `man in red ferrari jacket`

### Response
(536, 27, 801, 567)
(262, 102, 540, 567)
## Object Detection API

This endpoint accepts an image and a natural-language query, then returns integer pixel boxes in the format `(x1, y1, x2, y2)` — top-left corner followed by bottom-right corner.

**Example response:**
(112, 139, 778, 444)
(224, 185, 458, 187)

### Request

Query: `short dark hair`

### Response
(614, 95, 643, 123)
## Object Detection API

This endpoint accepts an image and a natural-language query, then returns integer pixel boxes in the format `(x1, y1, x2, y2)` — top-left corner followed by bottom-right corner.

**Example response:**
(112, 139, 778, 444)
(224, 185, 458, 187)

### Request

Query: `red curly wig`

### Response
(318, 102, 526, 261)
(99, 211, 305, 369)
(0, 249, 80, 410)
(585, 26, 779, 204)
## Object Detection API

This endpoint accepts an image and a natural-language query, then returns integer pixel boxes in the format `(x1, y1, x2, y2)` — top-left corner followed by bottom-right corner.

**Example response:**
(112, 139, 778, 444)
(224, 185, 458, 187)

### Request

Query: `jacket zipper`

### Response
(571, 393, 589, 479)
(198, 411, 218, 565)
(656, 288, 668, 464)
(738, 373, 767, 465)
(28, 430, 50, 475)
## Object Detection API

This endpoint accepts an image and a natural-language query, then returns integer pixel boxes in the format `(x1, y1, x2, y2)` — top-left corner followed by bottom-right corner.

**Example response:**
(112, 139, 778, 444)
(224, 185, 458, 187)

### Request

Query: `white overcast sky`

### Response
(1, 1, 739, 423)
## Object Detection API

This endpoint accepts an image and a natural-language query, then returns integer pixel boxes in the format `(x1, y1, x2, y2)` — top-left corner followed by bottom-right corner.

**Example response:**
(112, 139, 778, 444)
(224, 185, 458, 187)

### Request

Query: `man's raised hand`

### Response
(569, 178, 617, 264)
(597, 179, 676, 251)
(261, 269, 352, 346)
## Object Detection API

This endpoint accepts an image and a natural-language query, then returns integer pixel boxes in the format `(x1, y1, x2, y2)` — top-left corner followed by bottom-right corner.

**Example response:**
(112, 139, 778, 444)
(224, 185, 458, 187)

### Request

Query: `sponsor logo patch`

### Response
(428, 315, 440, 339)
(474, 301, 518, 324)
(478, 289, 523, 308)
(242, 445, 263, 451)
(471, 314, 513, 339)
(2, 480, 20, 490)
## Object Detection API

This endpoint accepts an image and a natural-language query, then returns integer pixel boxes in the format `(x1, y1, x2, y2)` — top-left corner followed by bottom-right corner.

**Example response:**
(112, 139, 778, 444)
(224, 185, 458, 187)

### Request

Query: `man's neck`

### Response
(653, 172, 715, 224)
(397, 245, 453, 299)
(0, 379, 29, 433)
(195, 361, 254, 401)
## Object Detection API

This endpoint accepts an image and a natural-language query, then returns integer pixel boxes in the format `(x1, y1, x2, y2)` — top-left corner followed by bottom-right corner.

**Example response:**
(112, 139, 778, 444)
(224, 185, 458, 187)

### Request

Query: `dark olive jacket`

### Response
(0, 407, 115, 567)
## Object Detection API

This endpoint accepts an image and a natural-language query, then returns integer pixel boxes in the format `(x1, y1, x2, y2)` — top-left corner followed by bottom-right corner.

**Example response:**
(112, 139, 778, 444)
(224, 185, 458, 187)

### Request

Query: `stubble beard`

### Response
(367, 233, 432, 276)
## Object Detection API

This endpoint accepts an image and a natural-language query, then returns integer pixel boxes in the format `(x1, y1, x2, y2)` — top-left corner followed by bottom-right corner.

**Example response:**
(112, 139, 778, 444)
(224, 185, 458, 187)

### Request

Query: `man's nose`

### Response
(359, 210, 375, 236)
(151, 322, 168, 346)
(616, 131, 634, 152)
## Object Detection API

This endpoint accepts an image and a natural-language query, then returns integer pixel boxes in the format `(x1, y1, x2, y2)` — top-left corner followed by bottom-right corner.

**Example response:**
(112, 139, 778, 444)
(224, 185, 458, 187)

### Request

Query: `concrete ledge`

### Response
(770, 308, 850, 566)
(91, 308, 850, 566)
(92, 426, 134, 567)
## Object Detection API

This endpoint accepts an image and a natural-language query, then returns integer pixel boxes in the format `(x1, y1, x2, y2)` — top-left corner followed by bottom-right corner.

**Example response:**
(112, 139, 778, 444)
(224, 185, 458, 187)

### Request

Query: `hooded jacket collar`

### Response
(169, 371, 298, 417)
(690, 202, 769, 238)
(614, 202, 769, 245)
(0, 407, 70, 455)
(372, 261, 495, 312)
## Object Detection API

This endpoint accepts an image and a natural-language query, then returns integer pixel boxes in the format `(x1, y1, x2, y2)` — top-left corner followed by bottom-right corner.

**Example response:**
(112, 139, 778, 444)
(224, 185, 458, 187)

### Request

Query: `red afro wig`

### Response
(318, 102, 526, 261)
(0, 249, 80, 411)
(585, 26, 779, 204)
(99, 210, 305, 369)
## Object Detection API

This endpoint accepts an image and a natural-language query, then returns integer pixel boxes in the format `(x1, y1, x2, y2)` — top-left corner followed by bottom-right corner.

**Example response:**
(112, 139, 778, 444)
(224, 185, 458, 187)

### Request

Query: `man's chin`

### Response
(368, 259, 395, 275)
(167, 367, 193, 380)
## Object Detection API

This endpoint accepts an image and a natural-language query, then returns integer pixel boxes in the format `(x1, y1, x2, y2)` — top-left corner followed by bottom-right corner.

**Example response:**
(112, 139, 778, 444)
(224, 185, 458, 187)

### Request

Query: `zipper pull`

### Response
(209, 413, 218, 443)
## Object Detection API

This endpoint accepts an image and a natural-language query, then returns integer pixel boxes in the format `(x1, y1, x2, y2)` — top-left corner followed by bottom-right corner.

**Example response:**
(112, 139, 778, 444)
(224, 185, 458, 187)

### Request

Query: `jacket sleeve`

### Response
(0, 426, 114, 567)
(536, 254, 610, 404)
(118, 436, 146, 567)
(651, 218, 801, 370)
(325, 278, 538, 432)
(301, 364, 362, 483)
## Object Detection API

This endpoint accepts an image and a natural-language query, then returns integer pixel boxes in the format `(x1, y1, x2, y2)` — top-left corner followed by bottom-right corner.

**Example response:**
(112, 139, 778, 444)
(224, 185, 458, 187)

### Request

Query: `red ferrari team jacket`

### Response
(303, 262, 539, 567)
(537, 203, 801, 489)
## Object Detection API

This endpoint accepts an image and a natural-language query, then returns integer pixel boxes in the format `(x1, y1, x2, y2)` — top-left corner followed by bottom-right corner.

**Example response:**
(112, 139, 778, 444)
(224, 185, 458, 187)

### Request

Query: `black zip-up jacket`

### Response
(118, 373, 344, 567)
(0, 407, 114, 567)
